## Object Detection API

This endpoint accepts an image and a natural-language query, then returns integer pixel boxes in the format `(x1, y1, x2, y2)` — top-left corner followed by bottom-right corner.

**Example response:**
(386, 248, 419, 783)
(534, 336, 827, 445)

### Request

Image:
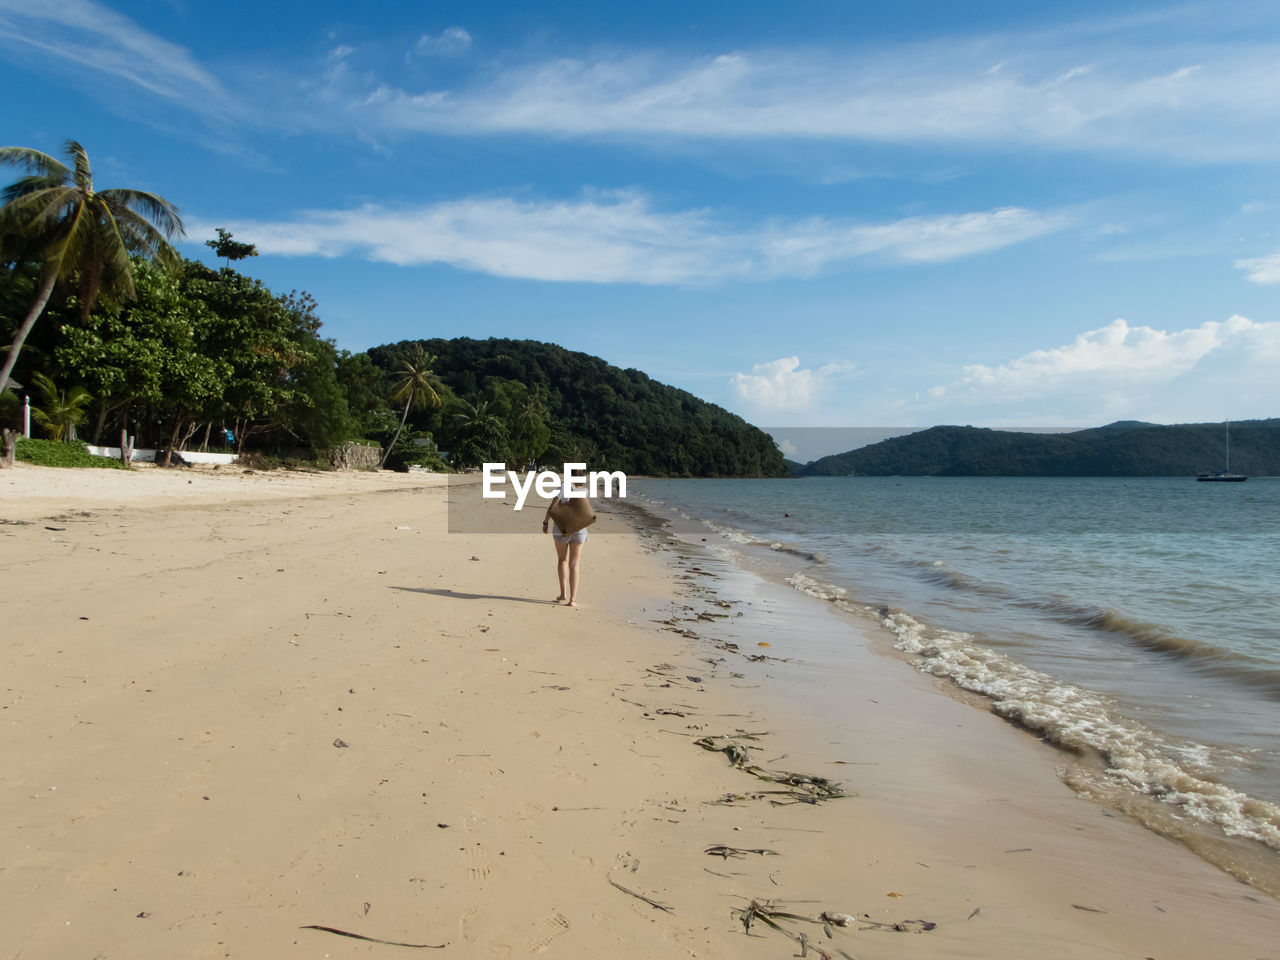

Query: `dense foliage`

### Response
(2, 244, 783, 475)
(367, 337, 789, 476)
(0, 141, 182, 396)
(798, 420, 1280, 477)
(0, 254, 363, 459)
(16, 438, 127, 469)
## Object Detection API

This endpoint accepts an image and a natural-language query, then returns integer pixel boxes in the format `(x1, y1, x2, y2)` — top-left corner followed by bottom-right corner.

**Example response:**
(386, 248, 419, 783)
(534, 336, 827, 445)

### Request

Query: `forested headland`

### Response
(0, 253, 786, 475)
(367, 337, 787, 476)
(797, 420, 1280, 477)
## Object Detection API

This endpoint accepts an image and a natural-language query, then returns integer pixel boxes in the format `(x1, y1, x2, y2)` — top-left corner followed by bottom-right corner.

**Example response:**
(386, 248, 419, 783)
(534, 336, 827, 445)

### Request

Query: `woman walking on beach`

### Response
(542, 477, 592, 607)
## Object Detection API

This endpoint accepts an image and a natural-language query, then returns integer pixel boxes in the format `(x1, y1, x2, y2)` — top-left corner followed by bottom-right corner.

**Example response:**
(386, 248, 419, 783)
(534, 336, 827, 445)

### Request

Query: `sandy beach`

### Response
(2, 463, 1278, 960)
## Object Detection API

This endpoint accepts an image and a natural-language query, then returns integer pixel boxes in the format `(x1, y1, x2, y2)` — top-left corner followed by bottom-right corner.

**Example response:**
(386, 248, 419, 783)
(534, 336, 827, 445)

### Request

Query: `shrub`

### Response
(16, 438, 128, 469)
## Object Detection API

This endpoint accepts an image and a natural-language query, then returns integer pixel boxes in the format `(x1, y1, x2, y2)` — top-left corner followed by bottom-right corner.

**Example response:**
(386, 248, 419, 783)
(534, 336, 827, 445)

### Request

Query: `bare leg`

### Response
(567, 541, 584, 607)
(554, 539, 569, 602)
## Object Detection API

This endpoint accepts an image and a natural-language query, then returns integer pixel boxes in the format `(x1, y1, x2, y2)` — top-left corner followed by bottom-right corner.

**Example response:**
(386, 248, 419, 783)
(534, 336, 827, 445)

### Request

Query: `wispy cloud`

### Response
(0, 0, 234, 116)
(1235, 252, 1280, 284)
(329, 35, 1280, 162)
(412, 27, 472, 58)
(188, 193, 1067, 284)
(10, 3, 1280, 166)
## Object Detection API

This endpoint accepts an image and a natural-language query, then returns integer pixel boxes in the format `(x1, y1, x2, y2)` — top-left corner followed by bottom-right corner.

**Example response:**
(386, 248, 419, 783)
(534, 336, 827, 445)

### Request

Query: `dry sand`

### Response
(2, 462, 1278, 959)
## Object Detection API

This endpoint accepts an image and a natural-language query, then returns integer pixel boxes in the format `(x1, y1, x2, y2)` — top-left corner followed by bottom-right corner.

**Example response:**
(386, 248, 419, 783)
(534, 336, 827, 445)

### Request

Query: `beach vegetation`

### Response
(0, 386, 22, 432)
(15, 437, 126, 469)
(380, 343, 444, 468)
(0, 140, 183, 396)
(381, 428, 448, 472)
(27, 371, 92, 442)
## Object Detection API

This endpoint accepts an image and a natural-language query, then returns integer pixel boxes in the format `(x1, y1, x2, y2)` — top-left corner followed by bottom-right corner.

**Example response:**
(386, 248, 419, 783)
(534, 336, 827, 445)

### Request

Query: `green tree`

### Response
(451, 397, 514, 466)
(512, 390, 551, 466)
(29, 371, 92, 442)
(204, 228, 257, 266)
(184, 263, 304, 453)
(382, 344, 444, 468)
(0, 140, 184, 394)
(336, 350, 391, 438)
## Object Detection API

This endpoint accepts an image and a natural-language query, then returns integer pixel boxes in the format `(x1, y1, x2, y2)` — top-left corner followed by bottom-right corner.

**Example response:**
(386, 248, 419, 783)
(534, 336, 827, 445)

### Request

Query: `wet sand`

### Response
(1, 463, 1277, 959)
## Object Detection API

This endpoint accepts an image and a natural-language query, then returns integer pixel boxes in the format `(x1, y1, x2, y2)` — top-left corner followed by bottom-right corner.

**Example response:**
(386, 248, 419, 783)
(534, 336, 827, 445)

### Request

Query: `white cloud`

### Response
(326, 34, 1280, 162)
(730, 357, 846, 412)
(413, 27, 471, 58)
(189, 194, 1065, 285)
(0, 0, 233, 114)
(1235, 252, 1280, 285)
(10, 3, 1280, 166)
(927, 315, 1280, 416)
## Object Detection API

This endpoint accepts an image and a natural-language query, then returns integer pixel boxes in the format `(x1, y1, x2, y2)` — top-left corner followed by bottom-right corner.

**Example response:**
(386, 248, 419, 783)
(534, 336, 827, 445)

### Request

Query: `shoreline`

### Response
(628, 476, 1280, 895)
(2, 465, 1278, 958)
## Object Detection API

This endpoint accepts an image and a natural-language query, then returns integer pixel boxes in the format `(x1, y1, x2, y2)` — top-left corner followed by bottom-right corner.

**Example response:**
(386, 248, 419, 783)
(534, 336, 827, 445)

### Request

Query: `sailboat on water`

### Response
(1196, 421, 1247, 482)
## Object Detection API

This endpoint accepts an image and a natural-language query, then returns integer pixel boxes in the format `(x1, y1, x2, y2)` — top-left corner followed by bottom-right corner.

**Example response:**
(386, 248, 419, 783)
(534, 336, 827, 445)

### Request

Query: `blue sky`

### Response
(4, 0, 1280, 451)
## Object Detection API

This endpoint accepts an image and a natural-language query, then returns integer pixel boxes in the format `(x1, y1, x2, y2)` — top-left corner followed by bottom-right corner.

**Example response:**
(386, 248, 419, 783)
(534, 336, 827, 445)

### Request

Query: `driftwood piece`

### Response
(299, 924, 445, 948)
(608, 879, 675, 914)
(705, 844, 778, 859)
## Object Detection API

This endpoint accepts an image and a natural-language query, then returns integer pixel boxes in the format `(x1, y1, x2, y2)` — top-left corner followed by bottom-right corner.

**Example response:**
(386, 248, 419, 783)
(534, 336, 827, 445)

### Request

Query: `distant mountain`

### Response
(797, 420, 1280, 477)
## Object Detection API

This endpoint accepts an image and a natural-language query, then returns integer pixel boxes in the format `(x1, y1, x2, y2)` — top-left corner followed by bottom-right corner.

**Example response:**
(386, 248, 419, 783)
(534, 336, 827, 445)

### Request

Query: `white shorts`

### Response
(553, 526, 589, 545)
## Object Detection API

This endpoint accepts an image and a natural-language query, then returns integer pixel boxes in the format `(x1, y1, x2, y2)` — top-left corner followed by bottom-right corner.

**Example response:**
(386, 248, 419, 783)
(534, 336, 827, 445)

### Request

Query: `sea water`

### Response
(629, 476, 1280, 882)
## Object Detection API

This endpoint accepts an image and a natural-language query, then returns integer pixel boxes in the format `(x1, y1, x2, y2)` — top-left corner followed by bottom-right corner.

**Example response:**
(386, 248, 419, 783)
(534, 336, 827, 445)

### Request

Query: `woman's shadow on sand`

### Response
(391, 586, 558, 605)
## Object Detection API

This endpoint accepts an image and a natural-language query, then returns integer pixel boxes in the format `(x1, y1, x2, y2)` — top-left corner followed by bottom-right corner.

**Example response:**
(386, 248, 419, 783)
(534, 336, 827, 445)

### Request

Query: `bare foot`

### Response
(554, 594, 567, 602)
(568, 600, 577, 608)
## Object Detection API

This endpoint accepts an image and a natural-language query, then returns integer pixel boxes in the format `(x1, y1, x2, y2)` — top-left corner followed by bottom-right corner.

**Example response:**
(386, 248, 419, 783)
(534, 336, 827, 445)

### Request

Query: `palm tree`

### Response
(0, 140, 184, 395)
(453, 397, 496, 431)
(381, 344, 444, 468)
(512, 391, 550, 466)
(29, 371, 92, 442)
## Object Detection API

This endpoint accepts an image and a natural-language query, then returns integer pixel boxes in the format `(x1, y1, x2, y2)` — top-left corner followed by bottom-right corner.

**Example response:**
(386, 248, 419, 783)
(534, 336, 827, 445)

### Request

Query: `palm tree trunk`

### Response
(0, 270, 56, 395)
(380, 394, 413, 468)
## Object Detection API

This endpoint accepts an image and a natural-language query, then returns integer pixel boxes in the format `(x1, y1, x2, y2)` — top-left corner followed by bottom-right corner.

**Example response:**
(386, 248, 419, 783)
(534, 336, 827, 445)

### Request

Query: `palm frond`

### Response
(0, 187, 77, 234)
(101, 188, 184, 239)
(2, 173, 66, 205)
(110, 204, 180, 264)
(65, 140, 93, 194)
(90, 197, 137, 306)
(45, 200, 92, 280)
(0, 146, 68, 180)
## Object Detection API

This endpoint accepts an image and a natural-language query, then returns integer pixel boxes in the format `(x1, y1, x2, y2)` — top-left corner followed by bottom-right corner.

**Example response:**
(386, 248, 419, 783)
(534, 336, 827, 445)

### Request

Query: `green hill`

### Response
(368, 337, 788, 477)
(797, 420, 1280, 477)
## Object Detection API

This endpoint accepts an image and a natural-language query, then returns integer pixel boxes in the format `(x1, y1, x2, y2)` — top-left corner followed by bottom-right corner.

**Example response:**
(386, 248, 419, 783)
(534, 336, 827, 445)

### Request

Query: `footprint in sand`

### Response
(513, 800, 545, 822)
(525, 911, 570, 953)
(465, 844, 496, 882)
(459, 906, 481, 942)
